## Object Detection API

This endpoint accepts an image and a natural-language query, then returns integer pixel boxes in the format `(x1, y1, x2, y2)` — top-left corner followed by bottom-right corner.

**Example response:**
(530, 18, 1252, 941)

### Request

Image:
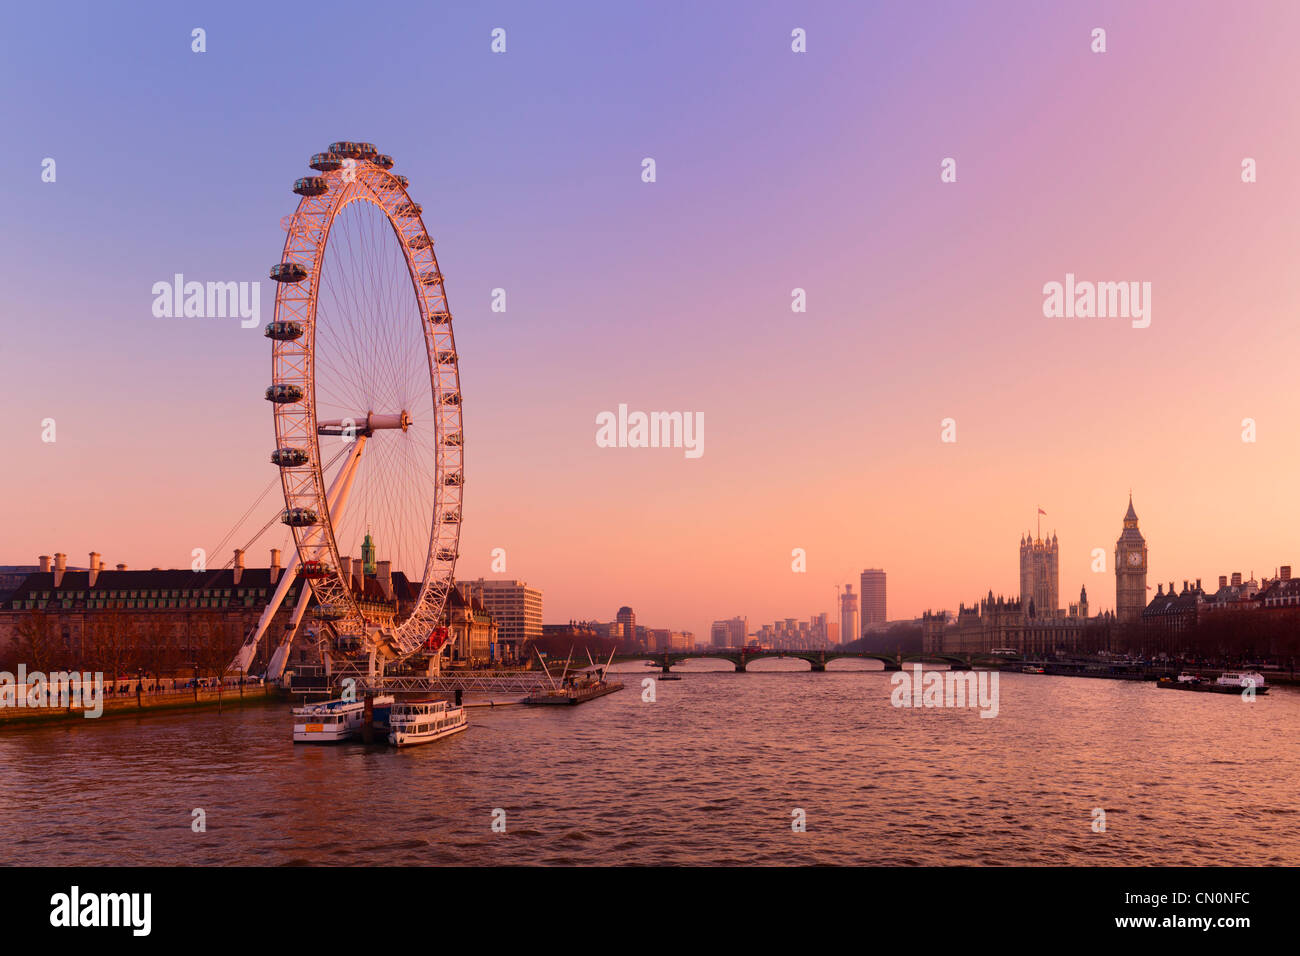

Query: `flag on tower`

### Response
(1038, 508, 1047, 515)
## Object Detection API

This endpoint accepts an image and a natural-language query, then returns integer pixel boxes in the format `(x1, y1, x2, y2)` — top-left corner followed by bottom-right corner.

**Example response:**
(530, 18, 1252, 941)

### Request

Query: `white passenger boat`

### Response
(1215, 671, 1269, 693)
(292, 694, 395, 743)
(388, 698, 468, 747)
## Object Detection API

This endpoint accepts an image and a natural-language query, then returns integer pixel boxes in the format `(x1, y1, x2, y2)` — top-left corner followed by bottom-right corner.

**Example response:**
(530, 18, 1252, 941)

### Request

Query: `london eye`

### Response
(233, 142, 463, 682)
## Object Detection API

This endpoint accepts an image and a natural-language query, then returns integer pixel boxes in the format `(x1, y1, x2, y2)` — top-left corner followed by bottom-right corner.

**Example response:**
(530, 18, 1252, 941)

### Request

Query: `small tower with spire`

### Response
(361, 530, 377, 577)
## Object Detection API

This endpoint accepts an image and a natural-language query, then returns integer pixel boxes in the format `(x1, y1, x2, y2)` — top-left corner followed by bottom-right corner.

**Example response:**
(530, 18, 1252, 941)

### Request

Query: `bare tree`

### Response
(137, 615, 176, 689)
(195, 616, 242, 707)
(86, 607, 138, 693)
(14, 610, 61, 675)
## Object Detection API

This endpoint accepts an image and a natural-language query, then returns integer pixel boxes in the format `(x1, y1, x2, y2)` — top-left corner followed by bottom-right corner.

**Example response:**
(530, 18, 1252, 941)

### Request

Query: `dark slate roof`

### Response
(1143, 584, 1204, 618)
(9, 568, 287, 597)
(1207, 584, 1250, 604)
(5, 566, 427, 612)
(1257, 578, 1300, 602)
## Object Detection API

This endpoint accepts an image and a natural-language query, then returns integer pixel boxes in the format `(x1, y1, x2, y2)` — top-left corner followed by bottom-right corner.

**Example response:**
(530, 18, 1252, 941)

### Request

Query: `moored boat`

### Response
(292, 694, 395, 742)
(1157, 671, 1268, 695)
(524, 646, 624, 704)
(388, 698, 468, 747)
(523, 670, 624, 705)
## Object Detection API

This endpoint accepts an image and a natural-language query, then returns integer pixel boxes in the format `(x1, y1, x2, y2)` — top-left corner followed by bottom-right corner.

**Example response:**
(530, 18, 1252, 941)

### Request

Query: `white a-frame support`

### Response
(229, 436, 368, 677)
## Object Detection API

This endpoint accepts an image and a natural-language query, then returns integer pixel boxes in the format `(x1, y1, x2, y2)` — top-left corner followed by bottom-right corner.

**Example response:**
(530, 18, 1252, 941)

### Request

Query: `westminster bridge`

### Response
(610, 649, 1006, 673)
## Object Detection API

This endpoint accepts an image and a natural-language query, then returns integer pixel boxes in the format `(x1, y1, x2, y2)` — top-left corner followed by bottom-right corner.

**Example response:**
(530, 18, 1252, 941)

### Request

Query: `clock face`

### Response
(1127, 552, 1143, 567)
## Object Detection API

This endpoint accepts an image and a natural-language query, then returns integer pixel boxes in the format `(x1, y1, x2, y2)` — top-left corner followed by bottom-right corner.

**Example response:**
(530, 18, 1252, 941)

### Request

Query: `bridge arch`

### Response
(743, 655, 813, 671)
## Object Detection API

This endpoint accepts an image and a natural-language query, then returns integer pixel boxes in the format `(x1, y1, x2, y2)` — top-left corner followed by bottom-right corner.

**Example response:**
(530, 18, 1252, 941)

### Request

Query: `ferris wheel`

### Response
(233, 141, 463, 682)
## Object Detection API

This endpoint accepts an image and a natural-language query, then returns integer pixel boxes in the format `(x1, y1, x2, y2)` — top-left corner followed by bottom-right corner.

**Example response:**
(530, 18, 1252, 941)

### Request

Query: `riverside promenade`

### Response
(0, 682, 284, 726)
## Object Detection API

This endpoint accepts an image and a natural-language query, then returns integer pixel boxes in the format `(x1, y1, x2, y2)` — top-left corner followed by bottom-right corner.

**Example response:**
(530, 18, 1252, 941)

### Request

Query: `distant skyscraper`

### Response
(1114, 495, 1148, 624)
(811, 611, 829, 645)
(711, 616, 747, 648)
(617, 605, 636, 644)
(860, 569, 886, 628)
(1019, 522, 1059, 618)
(839, 584, 860, 644)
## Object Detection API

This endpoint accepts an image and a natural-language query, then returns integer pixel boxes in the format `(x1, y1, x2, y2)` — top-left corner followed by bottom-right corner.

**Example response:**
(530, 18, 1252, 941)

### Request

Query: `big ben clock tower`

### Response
(1115, 495, 1147, 624)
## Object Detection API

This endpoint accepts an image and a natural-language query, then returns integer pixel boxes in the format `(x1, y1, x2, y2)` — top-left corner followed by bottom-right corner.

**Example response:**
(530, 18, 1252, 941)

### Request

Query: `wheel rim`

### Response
(269, 151, 462, 669)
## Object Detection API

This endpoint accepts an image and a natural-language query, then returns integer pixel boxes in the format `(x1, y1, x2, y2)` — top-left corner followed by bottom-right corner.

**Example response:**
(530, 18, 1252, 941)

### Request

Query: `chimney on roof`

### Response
(39, 555, 50, 573)
(89, 552, 102, 587)
(1283, 566, 1292, 581)
(377, 560, 392, 600)
(1231, 572, 1242, 586)
(269, 548, 281, 586)
(1219, 575, 1227, 589)
(233, 549, 245, 586)
(1182, 579, 1188, 593)
(338, 556, 352, 590)
(1156, 583, 1164, 596)
(54, 553, 66, 588)
(350, 557, 364, 592)
(116, 563, 127, 572)
(1195, 578, 1201, 591)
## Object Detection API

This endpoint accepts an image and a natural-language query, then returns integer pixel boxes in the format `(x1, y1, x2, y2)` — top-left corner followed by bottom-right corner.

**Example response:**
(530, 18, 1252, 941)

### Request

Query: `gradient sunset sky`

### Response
(3, 1, 1299, 642)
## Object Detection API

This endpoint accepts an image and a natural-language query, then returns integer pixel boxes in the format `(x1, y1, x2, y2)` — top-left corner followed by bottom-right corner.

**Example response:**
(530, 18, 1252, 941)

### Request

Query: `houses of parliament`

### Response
(923, 499, 1143, 655)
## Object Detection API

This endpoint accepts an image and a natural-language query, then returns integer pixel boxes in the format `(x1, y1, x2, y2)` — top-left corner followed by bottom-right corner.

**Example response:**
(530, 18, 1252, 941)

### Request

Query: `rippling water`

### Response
(3, 661, 1297, 865)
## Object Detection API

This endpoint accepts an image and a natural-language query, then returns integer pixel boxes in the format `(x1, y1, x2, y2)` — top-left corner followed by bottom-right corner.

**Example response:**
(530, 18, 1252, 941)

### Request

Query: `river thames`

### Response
(3, 662, 1297, 866)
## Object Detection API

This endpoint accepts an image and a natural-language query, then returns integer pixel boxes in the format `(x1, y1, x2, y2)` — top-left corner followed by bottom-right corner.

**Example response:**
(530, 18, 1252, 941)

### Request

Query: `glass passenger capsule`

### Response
(443, 431, 463, 446)
(407, 235, 431, 250)
(328, 141, 364, 159)
(436, 350, 456, 365)
(270, 262, 308, 283)
(394, 201, 422, 217)
(298, 559, 333, 578)
(309, 152, 343, 172)
(265, 383, 304, 404)
(271, 447, 309, 467)
(444, 472, 464, 486)
(393, 175, 409, 188)
(264, 320, 304, 341)
(312, 603, 346, 621)
(442, 510, 461, 523)
(420, 269, 442, 285)
(436, 549, 458, 562)
(429, 311, 450, 325)
(281, 508, 319, 527)
(372, 154, 394, 169)
(441, 392, 461, 406)
(293, 176, 328, 196)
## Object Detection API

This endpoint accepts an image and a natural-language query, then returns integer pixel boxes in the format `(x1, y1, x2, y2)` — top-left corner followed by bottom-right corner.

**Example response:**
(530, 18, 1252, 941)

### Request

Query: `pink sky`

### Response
(3, 1, 1300, 641)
